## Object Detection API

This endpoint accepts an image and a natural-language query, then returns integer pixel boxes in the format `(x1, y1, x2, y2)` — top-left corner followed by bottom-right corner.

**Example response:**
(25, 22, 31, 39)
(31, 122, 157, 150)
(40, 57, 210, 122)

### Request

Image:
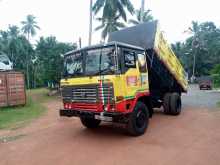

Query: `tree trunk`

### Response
(26, 33, 30, 89)
(141, 0, 145, 22)
(89, 0, 93, 46)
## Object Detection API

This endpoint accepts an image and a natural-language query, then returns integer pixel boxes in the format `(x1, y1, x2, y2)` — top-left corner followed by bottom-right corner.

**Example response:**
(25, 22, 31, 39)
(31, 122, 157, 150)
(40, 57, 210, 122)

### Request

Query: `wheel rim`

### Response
(136, 110, 146, 128)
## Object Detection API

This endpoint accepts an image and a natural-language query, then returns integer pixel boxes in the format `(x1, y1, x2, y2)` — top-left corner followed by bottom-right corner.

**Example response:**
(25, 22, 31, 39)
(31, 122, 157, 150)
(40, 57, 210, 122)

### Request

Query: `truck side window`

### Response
(124, 51, 136, 68)
(137, 53, 147, 73)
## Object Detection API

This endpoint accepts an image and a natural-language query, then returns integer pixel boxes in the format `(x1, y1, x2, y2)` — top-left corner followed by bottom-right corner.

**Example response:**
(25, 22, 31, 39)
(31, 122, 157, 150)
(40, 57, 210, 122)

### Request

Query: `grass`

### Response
(0, 88, 53, 130)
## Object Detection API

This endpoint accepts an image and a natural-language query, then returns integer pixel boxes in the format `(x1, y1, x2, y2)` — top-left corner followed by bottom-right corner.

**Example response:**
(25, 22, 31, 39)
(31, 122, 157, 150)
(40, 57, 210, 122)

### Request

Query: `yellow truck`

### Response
(60, 21, 188, 136)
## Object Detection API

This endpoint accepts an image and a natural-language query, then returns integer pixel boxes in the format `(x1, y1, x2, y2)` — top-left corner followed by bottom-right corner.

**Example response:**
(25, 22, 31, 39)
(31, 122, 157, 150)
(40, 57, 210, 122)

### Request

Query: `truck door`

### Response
(137, 52, 149, 92)
(121, 49, 139, 98)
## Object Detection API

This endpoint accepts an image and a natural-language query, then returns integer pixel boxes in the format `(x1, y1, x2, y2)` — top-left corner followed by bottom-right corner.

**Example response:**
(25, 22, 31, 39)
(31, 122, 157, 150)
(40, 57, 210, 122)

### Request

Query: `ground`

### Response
(0, 84, 220, 165)
(0, 89, 49, 130)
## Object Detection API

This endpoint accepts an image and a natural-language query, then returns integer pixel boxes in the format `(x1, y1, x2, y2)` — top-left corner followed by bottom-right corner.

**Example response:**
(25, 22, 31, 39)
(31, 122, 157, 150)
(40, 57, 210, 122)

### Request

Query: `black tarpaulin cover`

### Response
(108, 21, 158, 50)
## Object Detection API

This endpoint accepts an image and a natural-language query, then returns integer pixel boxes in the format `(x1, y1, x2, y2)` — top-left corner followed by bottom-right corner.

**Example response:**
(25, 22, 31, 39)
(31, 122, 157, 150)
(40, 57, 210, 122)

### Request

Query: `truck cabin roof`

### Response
(64, 41, 144, 57)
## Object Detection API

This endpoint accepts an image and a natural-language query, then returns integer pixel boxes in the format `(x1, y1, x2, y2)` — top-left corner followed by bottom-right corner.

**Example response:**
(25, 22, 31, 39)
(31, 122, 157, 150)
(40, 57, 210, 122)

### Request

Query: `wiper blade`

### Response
(93, 68, 109, 75)
(94, 67, 115, 76)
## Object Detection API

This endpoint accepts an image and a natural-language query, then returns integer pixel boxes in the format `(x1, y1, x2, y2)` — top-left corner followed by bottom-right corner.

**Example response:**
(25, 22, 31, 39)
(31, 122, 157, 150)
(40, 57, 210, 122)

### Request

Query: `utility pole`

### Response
(192, 50, 196, 82)
(89, 0, 93, 46)
(140, 0, 145, 22)
(191, 37, 199, 82)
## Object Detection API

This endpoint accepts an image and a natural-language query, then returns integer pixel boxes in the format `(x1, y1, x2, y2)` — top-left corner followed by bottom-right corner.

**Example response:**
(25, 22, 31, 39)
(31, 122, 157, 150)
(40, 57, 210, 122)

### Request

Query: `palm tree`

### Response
(8, 25, 20, 38)
(21, 15, 40, 41)
(93, 0, 134, 21)
(95, 15, 126, 40)
(7, 26, 21, 66)
(129, 9, 154, 25)
(188, 21, 200, 35)
(21, 15, 40, 89)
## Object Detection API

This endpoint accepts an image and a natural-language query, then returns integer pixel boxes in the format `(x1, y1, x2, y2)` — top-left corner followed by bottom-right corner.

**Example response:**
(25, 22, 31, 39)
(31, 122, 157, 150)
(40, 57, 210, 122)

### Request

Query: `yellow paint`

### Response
(61, 61, 149, 101)
(154, 26, 188, 91)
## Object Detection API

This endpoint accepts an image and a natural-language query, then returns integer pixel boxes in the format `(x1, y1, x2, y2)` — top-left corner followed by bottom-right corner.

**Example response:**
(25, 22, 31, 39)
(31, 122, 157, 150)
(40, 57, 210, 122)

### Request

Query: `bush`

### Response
(211, 64, 220, 87)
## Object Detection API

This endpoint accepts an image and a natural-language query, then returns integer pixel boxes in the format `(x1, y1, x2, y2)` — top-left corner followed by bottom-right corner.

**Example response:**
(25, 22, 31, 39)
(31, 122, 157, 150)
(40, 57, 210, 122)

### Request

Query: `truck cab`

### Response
(60, 42, 152, 135)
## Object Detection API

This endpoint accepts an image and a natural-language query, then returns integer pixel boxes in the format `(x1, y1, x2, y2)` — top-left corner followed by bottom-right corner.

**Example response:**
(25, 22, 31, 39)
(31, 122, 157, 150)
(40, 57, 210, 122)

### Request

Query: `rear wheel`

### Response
(163, 93, 171, 114)
(80, 117, 101, 128)
(170, 93, 182, 115)
(163, 92, 182, 115)
(127, 102, 149, 136)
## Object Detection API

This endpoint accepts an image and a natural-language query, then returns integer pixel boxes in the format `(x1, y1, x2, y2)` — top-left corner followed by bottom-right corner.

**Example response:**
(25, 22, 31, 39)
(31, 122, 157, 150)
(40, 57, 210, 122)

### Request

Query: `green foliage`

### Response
(0, 15, 77, 88)
(218, 101, 220, 108)
(172, 21, 220, 77)
(21, 15, 40, 89)
(211, 64, 220, 87)
(0, 25, 34, 74)
(129, 9, 154, 25)
(93, 0, 134, 21)
(95, 15, 126, 40)
(93, 0, 134, 40)
(0, 89, 50, 129)
(35, 36, 76, 87)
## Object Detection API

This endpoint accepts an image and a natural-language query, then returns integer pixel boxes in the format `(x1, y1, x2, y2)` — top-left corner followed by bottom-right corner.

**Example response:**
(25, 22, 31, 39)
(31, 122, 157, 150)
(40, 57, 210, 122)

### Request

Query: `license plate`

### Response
(95, 115, 113, 122)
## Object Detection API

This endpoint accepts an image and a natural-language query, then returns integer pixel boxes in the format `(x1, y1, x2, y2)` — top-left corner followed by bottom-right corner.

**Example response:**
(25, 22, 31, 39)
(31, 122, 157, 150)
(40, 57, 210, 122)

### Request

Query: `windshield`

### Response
(85, 48, 116, 75)
(64, 52, 83, 76)
(64, 47, 117, 77)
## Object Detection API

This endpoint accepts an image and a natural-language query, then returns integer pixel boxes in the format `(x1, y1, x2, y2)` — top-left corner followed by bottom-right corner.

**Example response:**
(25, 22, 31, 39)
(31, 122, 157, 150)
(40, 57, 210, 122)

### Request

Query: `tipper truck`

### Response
(60, 21, 188, 136)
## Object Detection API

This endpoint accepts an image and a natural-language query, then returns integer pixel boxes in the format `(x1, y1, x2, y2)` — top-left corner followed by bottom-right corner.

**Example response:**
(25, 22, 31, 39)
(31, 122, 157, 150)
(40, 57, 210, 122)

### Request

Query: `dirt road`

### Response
(0, 86, 220, 165)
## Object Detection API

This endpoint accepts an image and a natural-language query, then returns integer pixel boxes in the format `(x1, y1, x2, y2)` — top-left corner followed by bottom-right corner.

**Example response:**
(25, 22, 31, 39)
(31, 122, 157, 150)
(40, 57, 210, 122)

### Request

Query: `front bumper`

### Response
(60, 109, 130, 123)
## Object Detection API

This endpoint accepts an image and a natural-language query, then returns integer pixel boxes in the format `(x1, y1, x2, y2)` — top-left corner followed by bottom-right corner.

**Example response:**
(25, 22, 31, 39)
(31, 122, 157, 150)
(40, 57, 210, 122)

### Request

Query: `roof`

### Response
(108, 21, 158, 50)
(64, 41, 144, 56)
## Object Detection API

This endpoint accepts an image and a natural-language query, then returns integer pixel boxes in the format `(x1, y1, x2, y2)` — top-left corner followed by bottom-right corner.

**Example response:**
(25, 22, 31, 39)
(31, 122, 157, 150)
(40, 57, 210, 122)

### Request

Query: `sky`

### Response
(0, 0, 220, 46)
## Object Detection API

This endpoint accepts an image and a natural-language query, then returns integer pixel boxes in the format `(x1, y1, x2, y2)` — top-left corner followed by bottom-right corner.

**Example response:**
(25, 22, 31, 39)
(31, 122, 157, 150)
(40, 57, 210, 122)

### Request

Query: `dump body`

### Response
(0, 71, 26, 108)
(108, 21, 188, 93)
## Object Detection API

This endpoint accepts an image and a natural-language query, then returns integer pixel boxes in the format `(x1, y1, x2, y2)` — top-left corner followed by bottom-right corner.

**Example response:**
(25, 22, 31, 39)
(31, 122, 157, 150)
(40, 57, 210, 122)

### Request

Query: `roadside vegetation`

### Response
(172, 22, 220, 83)
(210, 64, 220, 88)
(0, 15, 76, 89)
(0, 89, 52, 130)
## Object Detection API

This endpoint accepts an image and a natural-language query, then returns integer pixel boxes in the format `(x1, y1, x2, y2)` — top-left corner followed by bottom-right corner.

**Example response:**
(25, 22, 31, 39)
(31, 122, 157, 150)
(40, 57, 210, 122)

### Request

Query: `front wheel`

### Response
(127, 102, 149, 136)
(80, 117, 101, 128)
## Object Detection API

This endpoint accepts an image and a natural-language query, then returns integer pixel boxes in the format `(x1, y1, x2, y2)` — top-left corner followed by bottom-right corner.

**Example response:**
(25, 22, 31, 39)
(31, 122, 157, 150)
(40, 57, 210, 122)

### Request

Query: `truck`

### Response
(60, 21, 188, 136)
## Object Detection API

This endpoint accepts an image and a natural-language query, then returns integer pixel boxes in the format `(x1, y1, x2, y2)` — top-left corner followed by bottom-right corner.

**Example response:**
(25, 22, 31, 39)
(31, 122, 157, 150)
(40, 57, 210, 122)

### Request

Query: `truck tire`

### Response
(80, 117, 101, 128)
(170, 93, 181, 115)
(163, 93, 171, 114)
(127, 102, 149, 136)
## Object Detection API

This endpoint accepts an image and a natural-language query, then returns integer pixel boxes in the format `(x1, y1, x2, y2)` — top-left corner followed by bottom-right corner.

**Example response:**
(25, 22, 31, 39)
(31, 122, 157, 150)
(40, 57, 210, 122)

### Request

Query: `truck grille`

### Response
(62, 83, 114, 105)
